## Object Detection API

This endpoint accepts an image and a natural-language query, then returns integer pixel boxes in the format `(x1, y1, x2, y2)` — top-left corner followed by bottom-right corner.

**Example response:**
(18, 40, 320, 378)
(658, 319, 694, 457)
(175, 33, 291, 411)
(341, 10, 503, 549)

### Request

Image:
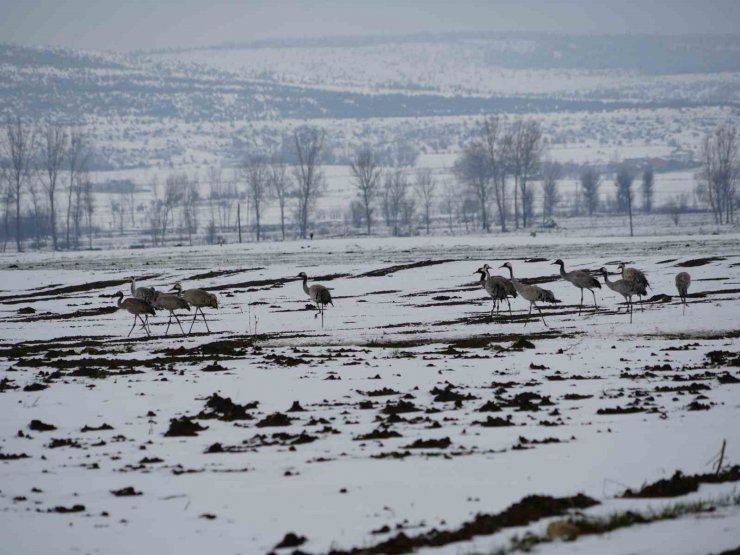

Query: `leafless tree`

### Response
(65, 129, 89, 248)
(81, 172, 94, 249)
(509, 119, 543, 228)
(28, 177, 45, 248)
(440, 180, 459, 233)
(269, 156, 290, 240)
(414, 168, 436, 235)
(0, 157, 10, 252)
(180, 174, 199, 246)
(292, 126, 325, 239)
(454, 142, 492, 231)
(580, 165, 601, 217)
(241, 155, 272, 241)
(641, 166, 654, 213)
(382, 169, 411, 236)
(541, 160, 561, 223)
(698, 124, 739, 224)
(72, 168, 89, 248)
(4, 117, 36, 252)
(40, 124, 67, 250)
(666, 194, 688, 226)
(161, 173, 185, 242)
(615, 163, 635, 236)
(479, 116, 509, 232)
(350, 146, 382, 235)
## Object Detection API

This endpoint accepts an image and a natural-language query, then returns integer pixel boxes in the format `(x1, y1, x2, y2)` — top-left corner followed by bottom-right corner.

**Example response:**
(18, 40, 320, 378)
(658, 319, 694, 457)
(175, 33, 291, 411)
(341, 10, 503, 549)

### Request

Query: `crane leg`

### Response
(138, 315, 150, 337)
(127, 315, 137, 337)
(639, 294, 644, 312)
(535, 303, 549, 328)
(200, 308, 211, 333)
(174, 312, 185, 335)
(578, 289, 583, 315)
(591, 289, 598, 310)
(188, 311, 198, 334)
(165, 313, 172, 336)
(524, 303, 532, 327)
(507, 297, 512, 318)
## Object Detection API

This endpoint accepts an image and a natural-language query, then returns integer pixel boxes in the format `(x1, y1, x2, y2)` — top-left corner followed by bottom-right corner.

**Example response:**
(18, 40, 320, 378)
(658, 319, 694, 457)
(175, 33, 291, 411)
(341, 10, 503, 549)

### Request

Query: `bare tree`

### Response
(4, 117, 36, 252)
(81, 172, 95, 249)
(698, 124, 739, 224)
(454, 142, 492, 231)
(414, 168, 436, 235)
(269, 156, 290, 240)
(580, 166, 601, 217)
(0, 157, 10, 252)
(479, 116, 509, 232)
(641, 166, 654, 213)
(615, 163, 635, 236)
(40, 124, 67, 250)
(292, 126, 325, 239)
(350, 146, 382, 235)
(541, 160, 561, 223)
(242, 155, 272, 241)
(510, 120, 543, 228)
(440, 180, 459, 233)
(65, 129, 89, 248)
(382, 169, 411, 236)
(666, 194, 688, 226)
(180, 175, 199, 246)
(161, 173, 185, 242)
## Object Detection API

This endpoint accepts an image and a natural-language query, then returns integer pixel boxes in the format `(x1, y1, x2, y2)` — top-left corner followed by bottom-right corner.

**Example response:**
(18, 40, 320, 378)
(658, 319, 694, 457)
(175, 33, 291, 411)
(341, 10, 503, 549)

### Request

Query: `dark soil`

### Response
(355, 428, 403, 441)
(111, 487, 142, 497)
(675, 257, 726, 267)
(327, 494, 598, 554)
(355, 259, 457, 278)
(29, 419, 56, 432)
(474, 416, 514, 427)
(48, 504, 85, 513)
(275, 532, 307, 549)
(403, 437, 451, 449)
(196, 393, 257, 421)
(255, 412, 293, 427)
(80, 423, 114, 432)
(622, 466, 740, 498)
(164, 417, 208, 437)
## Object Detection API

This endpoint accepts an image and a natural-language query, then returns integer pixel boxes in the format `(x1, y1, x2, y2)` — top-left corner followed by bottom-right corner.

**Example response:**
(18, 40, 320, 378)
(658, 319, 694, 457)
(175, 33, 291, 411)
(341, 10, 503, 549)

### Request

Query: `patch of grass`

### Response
(479, 493, 740, 555)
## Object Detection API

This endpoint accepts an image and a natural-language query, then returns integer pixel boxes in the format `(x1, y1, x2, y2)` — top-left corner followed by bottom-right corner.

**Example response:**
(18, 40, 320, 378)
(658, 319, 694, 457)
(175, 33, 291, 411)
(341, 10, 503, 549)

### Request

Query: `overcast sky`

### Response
(2, 0, 739, 52)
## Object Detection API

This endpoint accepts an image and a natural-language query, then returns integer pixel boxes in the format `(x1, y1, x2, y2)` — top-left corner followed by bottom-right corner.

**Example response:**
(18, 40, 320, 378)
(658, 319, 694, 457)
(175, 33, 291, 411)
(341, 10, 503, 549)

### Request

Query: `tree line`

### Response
(2, 117, 737, 251)
(1, 118, 93, 252)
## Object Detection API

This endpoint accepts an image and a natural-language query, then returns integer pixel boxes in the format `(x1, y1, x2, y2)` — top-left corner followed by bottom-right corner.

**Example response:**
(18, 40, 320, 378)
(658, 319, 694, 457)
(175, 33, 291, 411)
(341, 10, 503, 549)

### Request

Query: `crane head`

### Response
(499, 262, 511, 270)
(552, 259, 564, 267)
(617, 262, 626, 270)
(599, 267, 608, 275)
(297, 272, 307, 279)
(169, 282, 182, 293)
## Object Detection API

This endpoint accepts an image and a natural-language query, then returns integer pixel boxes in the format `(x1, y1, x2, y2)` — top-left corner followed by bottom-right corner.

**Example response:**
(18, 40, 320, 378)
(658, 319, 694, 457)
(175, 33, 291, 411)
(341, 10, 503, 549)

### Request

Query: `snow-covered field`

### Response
(1, 233, 739, 554)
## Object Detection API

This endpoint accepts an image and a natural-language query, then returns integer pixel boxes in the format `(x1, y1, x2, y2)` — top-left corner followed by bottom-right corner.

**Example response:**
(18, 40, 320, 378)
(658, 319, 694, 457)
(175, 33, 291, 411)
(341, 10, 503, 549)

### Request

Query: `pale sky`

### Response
(1, 0, 739, 52)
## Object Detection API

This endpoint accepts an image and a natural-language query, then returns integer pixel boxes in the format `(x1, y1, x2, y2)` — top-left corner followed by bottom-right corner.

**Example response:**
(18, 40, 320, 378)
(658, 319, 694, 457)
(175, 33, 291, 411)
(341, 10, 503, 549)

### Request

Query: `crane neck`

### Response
(130, 279, 136, 295)
(302, 276, 309, 295)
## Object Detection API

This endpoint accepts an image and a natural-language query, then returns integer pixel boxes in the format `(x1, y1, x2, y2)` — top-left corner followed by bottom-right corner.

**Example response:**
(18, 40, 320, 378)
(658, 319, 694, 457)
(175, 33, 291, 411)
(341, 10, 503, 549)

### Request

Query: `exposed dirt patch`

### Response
(29, 419, 57, 432)
(165, 417, 208, 437)
(622, 466, 740, 498)
(328, 493, 598, 554)
(675, 257, 726, 267)
(196, 393, 258, 421)
(355, 259, 458, 278)
(111, 486, 142, 497)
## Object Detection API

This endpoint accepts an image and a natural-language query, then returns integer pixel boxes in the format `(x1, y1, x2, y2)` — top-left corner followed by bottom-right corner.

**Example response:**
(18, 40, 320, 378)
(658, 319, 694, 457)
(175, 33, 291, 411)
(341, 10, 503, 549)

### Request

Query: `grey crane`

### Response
(600, 267, 639, 322)
(553, 259, 601, 314)
(151, 292, 190, 336)
(114, 291, 155, 337)
(675, 271, 691, 314)
(169, 282, 218, 334)
(475, 265, 515, 317)
(617, 262, 649, 310)
(298, 272, 333, 320)
(500, 262, 560, 327)
(130, 277, 158, 324)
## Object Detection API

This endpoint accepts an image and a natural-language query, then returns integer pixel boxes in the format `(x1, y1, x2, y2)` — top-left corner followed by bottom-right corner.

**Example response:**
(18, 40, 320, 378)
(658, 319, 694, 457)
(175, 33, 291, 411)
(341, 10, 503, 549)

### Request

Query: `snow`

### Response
(1, 233, 739, 554)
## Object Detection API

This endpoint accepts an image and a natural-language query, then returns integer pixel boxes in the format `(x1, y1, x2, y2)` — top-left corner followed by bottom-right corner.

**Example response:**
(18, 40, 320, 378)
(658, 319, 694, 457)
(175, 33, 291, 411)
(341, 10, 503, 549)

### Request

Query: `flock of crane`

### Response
(113, 262, 692, 336)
